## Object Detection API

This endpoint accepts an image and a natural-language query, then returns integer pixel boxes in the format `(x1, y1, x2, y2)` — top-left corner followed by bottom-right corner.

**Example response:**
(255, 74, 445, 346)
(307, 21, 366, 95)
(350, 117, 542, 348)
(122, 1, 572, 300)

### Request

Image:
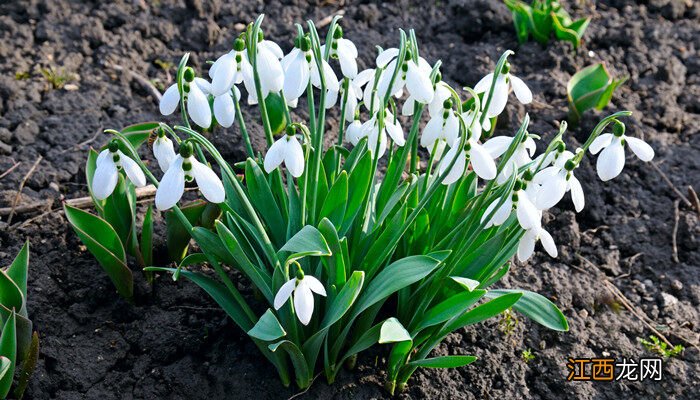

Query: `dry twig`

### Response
(7, 156, 43, 225)
(317, 9, 346, 28)
(0, 161, 21, 180)
(688, 185, 700, 218)
(672, 200, 680, 263)
(107, 63, 162, 104)
(651, 161, 691, 207)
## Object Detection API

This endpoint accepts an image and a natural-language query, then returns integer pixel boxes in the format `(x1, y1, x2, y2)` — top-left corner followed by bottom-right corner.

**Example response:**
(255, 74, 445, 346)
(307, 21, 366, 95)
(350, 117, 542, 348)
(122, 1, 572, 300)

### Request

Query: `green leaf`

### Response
(353, 255, 442, 318)
(101, 175, 136, 253)
(441, 292, 522, 335)
(13, 331, 39, 400)
(414, 289, 486, 333)
(269, 340, 311, 388)
(279, 225, 331, 260)
(449, 277, 481, 292)
(341, 151, 372, 234)
(121, 121, 160, 149)
(0, 310, 16, 399)
(319, 171, 348, 229)
(141, 205, 154, 267)
(0, 306, 32, 363)
(487, 289, 569, 331)
(317, 218, 347, 287)
(567, 63, 626, 122)
(63, 205, 133, 300)
(0, 271, 23, 314)
(248, 309, 286, 341)
(6, 242, 29, 301)
(321, 271, 364, 329)
(408, 355, 477, 369)
(245, 159, 286, 247)
(145, 267, 254, 331)
(379, 318, 411, 344)
(165, 200, 208, 263)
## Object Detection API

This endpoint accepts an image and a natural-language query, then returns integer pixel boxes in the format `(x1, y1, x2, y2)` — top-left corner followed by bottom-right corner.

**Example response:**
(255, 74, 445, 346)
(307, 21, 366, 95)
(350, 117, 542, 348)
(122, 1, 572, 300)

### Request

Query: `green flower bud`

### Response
(179, 141, 194, 158)
(183, 67, 195, 83)
(286, 125, 296, 137)
(107, 140, 120, 153)
(501, 61, 511, 75)
(333, 26, 343, 39)
(612, 121, 625, 137)
(564, 159, 576, 171)
(443, 98, 453, 110)
(234, 38, 245, 51)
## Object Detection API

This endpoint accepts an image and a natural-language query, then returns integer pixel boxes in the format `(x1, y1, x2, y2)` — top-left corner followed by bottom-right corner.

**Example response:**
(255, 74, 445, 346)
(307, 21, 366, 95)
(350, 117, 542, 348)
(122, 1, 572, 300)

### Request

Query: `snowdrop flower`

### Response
(322, 26, 358, 79)
(264, 127, 305, 178)
(346, 119, 364, 146)
(155, 142, 225, 210)
(93, 141, 147, 200)
(474, 62, 532, 118)
(461, 108, 491, 141)
(533, 150, 584, 212)
(152, 131, 177, 173)
(439, 128, 497, 185)
(421, 99, 459, 152)
(242, 34, 285, 104)
(209, 38, 248, 96)
(482, 184, 541, 231)
(517, 226, 557, 262)
(273, 272, 326, 326)
(484, 134, 537, 183)
(281, 36, 340, 105)
(159, 69, 212, 129)
(213, 86, 240, 128)
(376, 47, 435, 104)
(589, 124, 654, 181)
(360, 110, 404, 158)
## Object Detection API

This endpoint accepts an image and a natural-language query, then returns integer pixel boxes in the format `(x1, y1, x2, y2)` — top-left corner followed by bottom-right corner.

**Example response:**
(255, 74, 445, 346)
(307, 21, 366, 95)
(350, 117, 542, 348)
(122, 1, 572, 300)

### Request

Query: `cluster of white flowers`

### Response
(91, 23, 654, 325)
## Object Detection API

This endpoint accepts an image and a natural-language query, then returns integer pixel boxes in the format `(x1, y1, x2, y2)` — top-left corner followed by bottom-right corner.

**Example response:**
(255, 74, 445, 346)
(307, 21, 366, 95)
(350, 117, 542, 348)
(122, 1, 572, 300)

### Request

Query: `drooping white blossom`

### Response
(482, 187, 541, 231)
(346, 120, 364, 146)
(159, 76, 213, 129)
(590, 132, 654, 181)
(421, 102, 459, 151)
(264, 133, 305, 178)
(484, 134, 537, 183)
(93, 144, 147, 200)
(155, 146, 225, 210)
(474, 67, 532, 118)
(359, 110, 404, 159)
(533, 150, 584, 212)
(517, 226, 557, 262)
(322, 29, 358, 79)
(209, 38, 248, 96)
(375, 47, 435, 104)
(273, 275, 326, 325)
(281, 37, 340, 106)
(153, 135, 177, 173)
(242, 39, 285, 105)
(439, 136, 497, 185)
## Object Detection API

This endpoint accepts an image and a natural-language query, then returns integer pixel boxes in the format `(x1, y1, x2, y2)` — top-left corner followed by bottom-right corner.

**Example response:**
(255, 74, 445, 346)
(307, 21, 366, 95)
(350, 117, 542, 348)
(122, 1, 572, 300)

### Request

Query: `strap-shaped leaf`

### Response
(441, 292, 522, 335)
(245, 159, 286, 247)
(64, 205, 133, 300)
(165, 200, 208, 263)
(0, 356, 9, 382)
(319, 171, 348, 229)
(269, 340, 311, 388)
(318, 218, 347, 287)
(279, 225, 331, 260)
(408, 355, 477, 369)
(0, 271, 23, 313)
(248, 309, 286, 341)
(413, 289, 486, 333)
(13, 331, 39, 399)
(487, 289, 569, 331)
(341, 150, 372, 235)
(0, 305, 32, 364)
(379, 318, 411, 344)
(6, 241, 29, 301)
(141, 205, 154, 267)
(145, 267, 254, 331)
(0, 310, 16, 398)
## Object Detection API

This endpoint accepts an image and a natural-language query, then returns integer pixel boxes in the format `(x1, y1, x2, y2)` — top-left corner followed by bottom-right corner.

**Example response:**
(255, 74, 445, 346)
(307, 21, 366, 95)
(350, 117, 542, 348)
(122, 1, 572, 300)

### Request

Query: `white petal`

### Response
(338, 39, 358, 58)
(92, 157, 118, 200)
(517, 191, 541, 230)
(153, 137, 176, 172)
(155, 156, 185, 210)
(353, 68, 375, 89)
(484, 75, 509, 118)
(568, 176, 585, 212)
(509, 75, 532, 104)
(260, 40, 284, 59)
(294, 280, 314, 325)
(118, 151, 146, 187)
(304, 276, 327, 296)
(187, 84, 212, 129)
(539, 228, 558, 258)
(596, 138, 625, 181)
(470, 143, 497, 180)
(213, 93, 235, 128)
(443, 112, 460, 145)
(429, 83, 452, 117)
(441, 148, 466, 185)
(517, 231, 537, 262)
(401, 95, 416, 116)
(96, 149, 111, 167)
(346, 121, 364, 145)
(337, 44, 358, 79)
(258, 47, 284, 94)
(283, 53, 310, 102)
(483, 136, 513, 158)
(492, 197, 513, 226)
(344, 92, 358, 122)
(194, 77, 211, 94)
(284, 136, 305, 178)
(421, 116, 442, 148)
(405, 61, 434, 104)
(589, 133, 613, 155)
(376, 48, 399, 68)
(159, 84, 180, 116)
(385, 120, 405, 146)
(211, 52, 237, 96)
(191, 158, 225, 204)
(324, 88, 338, 109)
(264, 137, 287, 173)
(273, 279, 296, 309)
(536, 171, 567, 210)
(474, 73, 494, 93)
(625, 136, 654, 162)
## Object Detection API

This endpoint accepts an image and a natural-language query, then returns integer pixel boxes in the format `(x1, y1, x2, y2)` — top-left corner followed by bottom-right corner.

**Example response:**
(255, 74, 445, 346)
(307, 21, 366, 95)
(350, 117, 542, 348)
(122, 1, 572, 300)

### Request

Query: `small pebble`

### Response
(671, 280, 683, 291)
(579, 309, 589, 319)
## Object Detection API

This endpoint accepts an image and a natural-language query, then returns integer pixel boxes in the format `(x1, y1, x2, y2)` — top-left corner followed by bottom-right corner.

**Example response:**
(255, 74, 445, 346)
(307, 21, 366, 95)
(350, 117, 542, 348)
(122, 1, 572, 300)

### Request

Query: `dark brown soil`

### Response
(0, 0, 698, 399)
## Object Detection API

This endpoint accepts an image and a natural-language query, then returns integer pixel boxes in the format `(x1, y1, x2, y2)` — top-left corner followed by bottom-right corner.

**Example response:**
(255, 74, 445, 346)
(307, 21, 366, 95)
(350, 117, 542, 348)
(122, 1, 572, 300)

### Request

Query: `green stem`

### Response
(233, 90, 255, 157)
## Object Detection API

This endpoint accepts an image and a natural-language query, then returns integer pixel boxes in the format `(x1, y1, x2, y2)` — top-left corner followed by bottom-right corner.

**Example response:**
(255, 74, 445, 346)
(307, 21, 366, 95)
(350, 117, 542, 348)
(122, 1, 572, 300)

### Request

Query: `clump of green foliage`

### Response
(638, 336, 683, 359)
(504, 0, 590, 49)
(498, 308, 519, 335)
(567, 63, 627, 124)
(521, 348, 535, 363)
(40, 66, 77, 89)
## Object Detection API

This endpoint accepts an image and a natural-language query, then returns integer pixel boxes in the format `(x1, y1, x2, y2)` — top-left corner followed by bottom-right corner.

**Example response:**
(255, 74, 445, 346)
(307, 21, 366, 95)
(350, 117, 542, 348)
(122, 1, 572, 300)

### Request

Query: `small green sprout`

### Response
(503, 0, 590, 49)
(638, 336, 684, 359)
(521, 348, 536, 363)
(14, 71, 30, 80)
(567, 63, 627, 125)
(498, 308, 519, 336)
(39, 66, 77, 89)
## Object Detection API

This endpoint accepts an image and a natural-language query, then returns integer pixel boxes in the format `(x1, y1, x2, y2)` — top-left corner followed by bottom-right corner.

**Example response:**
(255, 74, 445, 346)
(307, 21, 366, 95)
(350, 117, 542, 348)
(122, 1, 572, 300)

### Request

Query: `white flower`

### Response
(242, 39, 285, 105)
(533, 151, 584, 212)
(376, 48, 434, 104)
(359, 110, 404, 158)
(421, 105, 459, 150)
(159, 77, 213, 129)
(322, 32, 358, 79)
(590, 132, 654, 181)
(273, 275, 326, 325)
(93, 145, 147, 200)
(346, 120, 364, 146)
(517, 226, 557, 262)
(482, 188, 540, 231)
(153, 135, 177, 172)
(155, 149, 225, 210)
(209, 38, 248, 96)
(461, 108, 491, 141)
(264, 133, 305, 178)
(281, 38, 339, 105)
(474, 68, 532, 118)
(213, 86, 240, 128)
(483, 134, 537, 183)
(439, 136, 497, 185)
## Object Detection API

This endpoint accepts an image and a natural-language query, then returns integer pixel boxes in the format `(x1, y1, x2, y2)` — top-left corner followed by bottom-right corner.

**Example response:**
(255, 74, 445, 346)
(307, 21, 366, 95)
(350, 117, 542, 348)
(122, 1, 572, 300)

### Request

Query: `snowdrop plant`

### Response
(66, 15, 654, 393)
